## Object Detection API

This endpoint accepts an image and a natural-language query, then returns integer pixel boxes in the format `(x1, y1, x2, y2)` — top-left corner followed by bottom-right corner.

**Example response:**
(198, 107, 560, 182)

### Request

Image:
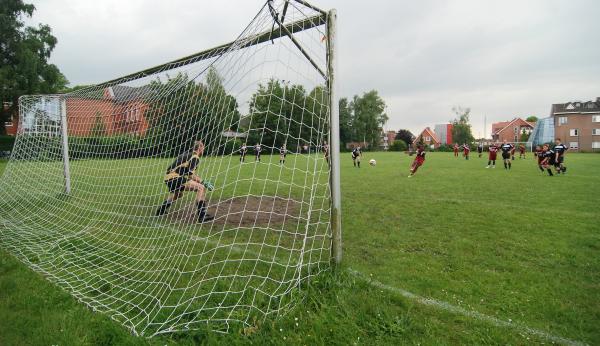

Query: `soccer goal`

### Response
(0, 0, 340, 337)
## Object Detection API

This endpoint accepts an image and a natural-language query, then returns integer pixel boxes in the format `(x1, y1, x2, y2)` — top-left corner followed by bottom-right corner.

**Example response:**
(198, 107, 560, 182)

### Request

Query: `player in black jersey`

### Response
(477, 142, 483, 158)
(352, 146, 361, 168)
(500, 140, 514, 170)
(553, 138, 568, 174)
(239, 144, 248, 162)
(254, 143, 262, 162)
(156, 140, 215, 222)
(279, 145, 287, 164)
(323, 141, 330, 165)
(540, 144, 556, 176)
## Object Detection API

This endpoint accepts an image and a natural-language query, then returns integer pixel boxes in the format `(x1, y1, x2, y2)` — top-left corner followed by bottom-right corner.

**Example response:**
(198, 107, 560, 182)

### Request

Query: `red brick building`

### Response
(491, 118, 535, 142)
(6, 85, 151, 137)
(551, 97, 600, 152)
(414, 127, 441, 149)
(3, 102, 18, 136)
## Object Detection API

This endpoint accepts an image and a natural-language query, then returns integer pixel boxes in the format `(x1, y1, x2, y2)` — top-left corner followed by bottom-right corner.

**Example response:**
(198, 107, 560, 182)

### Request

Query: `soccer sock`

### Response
(508, 162, 511, 169)
(488, 160, 491, 166)
(156, 200, 172, 216)
(197, 200, 213, 222)
(539, 165, 544, 172)
(547, 169, 553, 176)
(504, 162, 507, 169)
(358, 161, 361, 168)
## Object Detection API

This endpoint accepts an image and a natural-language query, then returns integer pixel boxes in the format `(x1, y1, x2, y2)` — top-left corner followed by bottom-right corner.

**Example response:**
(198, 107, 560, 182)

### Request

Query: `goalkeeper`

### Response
(155, 140, 215, 223)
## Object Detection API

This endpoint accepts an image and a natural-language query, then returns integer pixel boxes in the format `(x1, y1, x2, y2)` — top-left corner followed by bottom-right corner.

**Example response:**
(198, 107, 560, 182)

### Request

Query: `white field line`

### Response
(347, 268, 588, 346)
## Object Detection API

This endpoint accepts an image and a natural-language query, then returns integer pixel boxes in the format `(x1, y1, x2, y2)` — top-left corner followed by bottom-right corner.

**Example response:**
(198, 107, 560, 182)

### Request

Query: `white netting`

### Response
(0, 0, 332, 336)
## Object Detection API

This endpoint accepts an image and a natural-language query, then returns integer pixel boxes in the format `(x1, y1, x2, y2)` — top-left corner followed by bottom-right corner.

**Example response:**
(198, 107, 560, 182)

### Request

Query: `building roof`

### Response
(414, 127, 440, 144)
(492, 118, 534, 136)
(551, 97, 600, 115)
(108, 85, 155, 103)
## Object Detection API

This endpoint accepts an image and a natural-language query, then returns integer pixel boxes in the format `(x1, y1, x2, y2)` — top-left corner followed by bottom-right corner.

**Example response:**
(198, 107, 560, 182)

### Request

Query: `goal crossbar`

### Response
(99, 12, 327, 87)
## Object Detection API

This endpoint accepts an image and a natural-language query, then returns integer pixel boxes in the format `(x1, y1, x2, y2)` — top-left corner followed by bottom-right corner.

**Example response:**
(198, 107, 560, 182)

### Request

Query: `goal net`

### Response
(0, 0, 336, 337)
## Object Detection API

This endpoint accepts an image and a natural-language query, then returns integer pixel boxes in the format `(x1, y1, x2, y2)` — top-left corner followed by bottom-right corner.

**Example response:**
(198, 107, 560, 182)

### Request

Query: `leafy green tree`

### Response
(450, 106, 474, 145)
(339, 97, 354, 147)
(90, 112, 106, 137)
(0, 0, 68, 134)
(145, 68, 240, 156)
(389, 139, 407, 151)
(526, 116, 538, 123)
(350, 90, 388, 149)
(395, 129, 414, 146)
(520, 128, 530, 142)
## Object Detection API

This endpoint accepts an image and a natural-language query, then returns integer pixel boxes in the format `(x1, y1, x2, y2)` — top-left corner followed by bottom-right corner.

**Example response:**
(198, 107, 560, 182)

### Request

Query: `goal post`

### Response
(0, 0, 340, 337)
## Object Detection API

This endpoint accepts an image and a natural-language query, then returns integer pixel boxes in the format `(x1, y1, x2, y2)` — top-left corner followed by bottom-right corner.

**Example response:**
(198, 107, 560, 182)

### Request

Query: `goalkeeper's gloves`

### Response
(201, 179, 215, 191)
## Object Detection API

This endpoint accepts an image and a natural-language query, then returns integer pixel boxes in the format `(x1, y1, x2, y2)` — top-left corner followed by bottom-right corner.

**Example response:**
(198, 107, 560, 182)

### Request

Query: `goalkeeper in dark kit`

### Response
(156, 140, 215, 223)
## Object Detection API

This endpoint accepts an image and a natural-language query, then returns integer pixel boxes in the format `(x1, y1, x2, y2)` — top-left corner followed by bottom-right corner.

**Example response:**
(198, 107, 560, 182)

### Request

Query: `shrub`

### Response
(389, 140, 407, 152)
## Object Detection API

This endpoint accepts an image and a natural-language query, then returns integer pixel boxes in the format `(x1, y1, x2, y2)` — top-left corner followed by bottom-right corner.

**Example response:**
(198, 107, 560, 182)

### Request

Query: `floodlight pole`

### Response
(327, 9, 342, 266)
(60, 98, 71, 194)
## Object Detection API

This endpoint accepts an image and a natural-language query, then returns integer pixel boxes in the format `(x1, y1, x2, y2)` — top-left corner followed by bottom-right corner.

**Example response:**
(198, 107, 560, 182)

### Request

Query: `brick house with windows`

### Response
(413, 127, 441, 149)
(491, 118, 535, 142)
(551, 97, 600, 152)
(5, 85, 152, 137)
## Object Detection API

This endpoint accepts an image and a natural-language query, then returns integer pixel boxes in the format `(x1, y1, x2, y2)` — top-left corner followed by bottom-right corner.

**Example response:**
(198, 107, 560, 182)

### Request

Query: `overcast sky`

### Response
(27, 0, 600, 137)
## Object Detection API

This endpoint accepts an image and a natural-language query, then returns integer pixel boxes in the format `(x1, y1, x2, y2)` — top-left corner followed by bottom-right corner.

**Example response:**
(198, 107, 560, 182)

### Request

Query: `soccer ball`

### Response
(369, 159, 376, 166)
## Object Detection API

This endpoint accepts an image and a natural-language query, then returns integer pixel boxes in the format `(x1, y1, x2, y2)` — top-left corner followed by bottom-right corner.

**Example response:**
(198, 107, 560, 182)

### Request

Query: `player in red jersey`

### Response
(510, 145, 516, 160)
(462, 143, 470, 160)
(409, 144, 426, 177)
(518, 144, 526, 159)
(486, 143, 499, 168)
(453, 143, 459, 157)
(535, 145, 544, 172)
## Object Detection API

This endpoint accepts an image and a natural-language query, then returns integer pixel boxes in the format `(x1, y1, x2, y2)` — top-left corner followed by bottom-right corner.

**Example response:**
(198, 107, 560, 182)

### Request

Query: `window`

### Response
(558, 116, 568, 125)
(593, 142, 600, 149)
(425, 136, 431, 142)
(566, 104, 575, 110)
(514, 135, 518, 142)
(593, 115, 600, 123)
(4, 121, 13, 127)
(569, 129, 579, 136)
(593, 129, 600, 136)
(569, 142, 579, 150)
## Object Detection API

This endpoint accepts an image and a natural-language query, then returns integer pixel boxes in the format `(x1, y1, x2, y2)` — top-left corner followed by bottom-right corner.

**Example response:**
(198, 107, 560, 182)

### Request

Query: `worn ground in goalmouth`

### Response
(0, 152, 599, 345)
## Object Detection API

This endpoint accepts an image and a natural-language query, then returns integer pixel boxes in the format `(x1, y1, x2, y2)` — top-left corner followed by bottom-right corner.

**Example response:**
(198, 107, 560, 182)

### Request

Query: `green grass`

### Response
(1, 152, 599, 345)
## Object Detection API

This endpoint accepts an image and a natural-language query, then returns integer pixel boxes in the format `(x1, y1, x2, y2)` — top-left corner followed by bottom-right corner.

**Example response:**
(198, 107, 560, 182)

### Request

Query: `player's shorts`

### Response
(165, 176, 188, 193)
(352, 155, 360, 161)
(414, 156, 425, 166)
(537, 157, 543, 164)
(489, 153, 497, 160)
(477, 148, 483, 153)
(557, 156, 564, 164)
(502, 152, 510, 160)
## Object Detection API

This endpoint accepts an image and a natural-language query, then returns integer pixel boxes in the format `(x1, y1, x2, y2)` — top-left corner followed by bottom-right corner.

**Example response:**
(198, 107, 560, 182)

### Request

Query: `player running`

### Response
(500, 140, 514, 170)
(408, 144, 426, 177)
(462, 143, 470, 160)
(279, 145, 287, 164)
(254, 143, 262, 162)
(453, 143, 459, 157)
(535, 145, 545, 172)
(477, 142, 483, 158)
(156, 140, 215, 223)
(518, 144, 526, 159)
(239, 144, 248, 163)
(486, 142, 499, 168)
(352, 146, 362, 168)
(510, 145, 516, 160)
(540, 144, 556, 176)
(553, 138, 568, 174)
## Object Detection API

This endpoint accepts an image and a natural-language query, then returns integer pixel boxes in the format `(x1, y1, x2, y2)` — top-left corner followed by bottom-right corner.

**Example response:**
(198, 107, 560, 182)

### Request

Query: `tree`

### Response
(526, 116, 538, 123)
(339, 97, 353, 147)
(0, 0, 68, 134)
(90, 112, 106, 137)
(389, 139, 407, 152)
(350, 90, 388, 149)
(520, 128, 530, 142)
(395, 129, 414, 146)
(450, 106, 474, 145)
(145, 68, 240, 156)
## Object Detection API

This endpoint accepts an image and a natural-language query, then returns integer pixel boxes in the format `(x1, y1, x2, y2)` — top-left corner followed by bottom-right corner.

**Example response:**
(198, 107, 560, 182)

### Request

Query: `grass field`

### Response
(1, 152, 599, 345)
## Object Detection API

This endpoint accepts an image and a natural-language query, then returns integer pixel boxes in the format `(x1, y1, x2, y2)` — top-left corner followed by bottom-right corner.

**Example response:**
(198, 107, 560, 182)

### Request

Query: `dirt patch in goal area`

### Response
(168, 196, 302, 227)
